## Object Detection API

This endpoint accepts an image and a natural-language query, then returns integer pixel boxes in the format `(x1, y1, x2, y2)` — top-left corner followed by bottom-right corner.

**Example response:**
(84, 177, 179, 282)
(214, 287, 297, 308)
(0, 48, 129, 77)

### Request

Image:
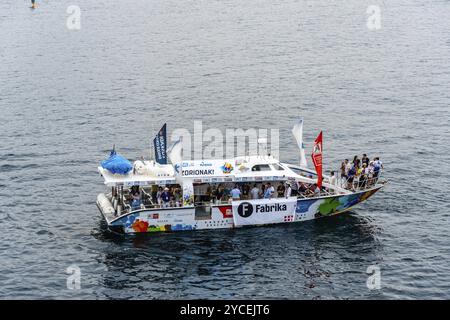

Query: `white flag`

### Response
(292, 118, 307, 167)
(167, 138, 183, 166)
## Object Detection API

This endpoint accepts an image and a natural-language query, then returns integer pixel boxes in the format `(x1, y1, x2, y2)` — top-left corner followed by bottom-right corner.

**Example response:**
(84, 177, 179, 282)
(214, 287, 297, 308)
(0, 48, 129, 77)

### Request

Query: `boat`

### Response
(96, 122, 386, 234)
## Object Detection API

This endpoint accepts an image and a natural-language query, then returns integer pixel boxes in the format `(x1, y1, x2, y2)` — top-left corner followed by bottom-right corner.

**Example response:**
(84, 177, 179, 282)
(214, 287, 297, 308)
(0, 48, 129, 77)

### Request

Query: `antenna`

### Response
(258, 138, 268, 158)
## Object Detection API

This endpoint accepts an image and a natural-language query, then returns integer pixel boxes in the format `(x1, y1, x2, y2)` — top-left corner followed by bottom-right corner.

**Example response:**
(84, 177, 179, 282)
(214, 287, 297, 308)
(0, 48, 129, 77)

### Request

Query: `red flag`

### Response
(311, 131, 323, 189)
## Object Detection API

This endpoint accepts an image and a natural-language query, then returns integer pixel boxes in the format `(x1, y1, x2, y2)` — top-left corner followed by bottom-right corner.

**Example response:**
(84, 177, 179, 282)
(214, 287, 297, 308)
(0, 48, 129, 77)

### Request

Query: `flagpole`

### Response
(150, 123, 154, 161)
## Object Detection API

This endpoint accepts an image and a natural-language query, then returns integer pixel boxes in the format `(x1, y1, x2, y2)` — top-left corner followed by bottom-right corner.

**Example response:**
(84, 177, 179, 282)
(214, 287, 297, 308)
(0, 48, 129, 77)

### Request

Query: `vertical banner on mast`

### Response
(153, 123, 167, 164)
(311, 131, 323, 188)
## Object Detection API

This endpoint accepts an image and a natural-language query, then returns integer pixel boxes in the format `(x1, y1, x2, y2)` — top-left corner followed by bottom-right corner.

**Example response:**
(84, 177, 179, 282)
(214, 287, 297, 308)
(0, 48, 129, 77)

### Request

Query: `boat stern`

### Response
(96, 193, 116, 224)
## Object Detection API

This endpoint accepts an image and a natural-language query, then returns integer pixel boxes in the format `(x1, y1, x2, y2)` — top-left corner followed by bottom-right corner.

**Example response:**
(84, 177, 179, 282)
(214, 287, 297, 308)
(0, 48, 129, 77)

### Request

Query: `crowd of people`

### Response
(127, 181, 317, 210)
(338, 154, 383, 190)
(127, 185, 183, 210)
(196, 182, 289, 203)
(199, 180, 324, 203)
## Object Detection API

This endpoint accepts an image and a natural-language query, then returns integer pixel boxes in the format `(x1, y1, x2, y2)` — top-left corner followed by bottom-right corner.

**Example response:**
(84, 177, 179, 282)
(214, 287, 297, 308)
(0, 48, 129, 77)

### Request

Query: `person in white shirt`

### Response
(284, 182, 292, 198)
(250, 184, 260, 199)
(329, 171, 337, 186)
(374, 157, 383, 169)
(364, 164, 370, 175)
(372, 157, 383, 181)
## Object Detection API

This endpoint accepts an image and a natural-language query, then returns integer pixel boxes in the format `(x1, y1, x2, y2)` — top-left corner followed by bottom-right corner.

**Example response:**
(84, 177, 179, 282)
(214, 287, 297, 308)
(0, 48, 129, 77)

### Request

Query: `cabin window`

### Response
(271, 164, 285, 171)
(251, 164, 271, 171)
(288, 166, 316, 178)
(195, 205, 212, 220)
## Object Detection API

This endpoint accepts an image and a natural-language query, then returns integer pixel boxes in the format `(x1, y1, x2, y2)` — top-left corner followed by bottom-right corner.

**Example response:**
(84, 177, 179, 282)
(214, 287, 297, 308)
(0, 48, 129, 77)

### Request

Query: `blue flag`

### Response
(153, 123, 167, 164)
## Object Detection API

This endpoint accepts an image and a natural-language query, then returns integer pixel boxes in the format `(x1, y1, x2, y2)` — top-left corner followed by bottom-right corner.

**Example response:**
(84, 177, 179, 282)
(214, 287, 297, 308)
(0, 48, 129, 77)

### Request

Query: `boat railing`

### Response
(333, 169, 385, 192)
(296, 187, 337, 198)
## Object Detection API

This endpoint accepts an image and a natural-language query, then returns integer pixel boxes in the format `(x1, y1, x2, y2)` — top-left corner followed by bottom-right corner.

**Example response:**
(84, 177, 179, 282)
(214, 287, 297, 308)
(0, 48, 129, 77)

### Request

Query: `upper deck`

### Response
(99, 156, 305, 185)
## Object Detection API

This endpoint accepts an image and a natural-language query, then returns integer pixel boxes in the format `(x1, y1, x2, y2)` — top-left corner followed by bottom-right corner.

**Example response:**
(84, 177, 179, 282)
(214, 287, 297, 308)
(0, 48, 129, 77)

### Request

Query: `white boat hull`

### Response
(97, 185, 384, 234)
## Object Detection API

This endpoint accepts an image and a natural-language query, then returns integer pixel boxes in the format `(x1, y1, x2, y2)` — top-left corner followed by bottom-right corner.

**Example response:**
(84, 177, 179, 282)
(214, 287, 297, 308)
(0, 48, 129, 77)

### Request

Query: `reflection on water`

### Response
(92, 213, 380, 299)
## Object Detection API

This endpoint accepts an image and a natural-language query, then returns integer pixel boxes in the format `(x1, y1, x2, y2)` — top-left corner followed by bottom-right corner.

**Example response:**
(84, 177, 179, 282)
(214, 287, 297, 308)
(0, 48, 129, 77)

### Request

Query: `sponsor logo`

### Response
(237, 202, 253, 218)
(255, 203, 287, 213)
(221, 162, 234, 174)
(237, 202, 289, 218)
(182, 162, 194, 167)
(182, 169, 215, 176)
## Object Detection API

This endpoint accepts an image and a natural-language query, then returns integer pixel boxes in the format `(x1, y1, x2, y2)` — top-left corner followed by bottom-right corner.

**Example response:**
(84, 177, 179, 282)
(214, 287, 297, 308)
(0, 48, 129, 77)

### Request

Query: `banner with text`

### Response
(153, 123, 167, 165)
(178, 159, 236, 177)
(232, 197, 297, 226)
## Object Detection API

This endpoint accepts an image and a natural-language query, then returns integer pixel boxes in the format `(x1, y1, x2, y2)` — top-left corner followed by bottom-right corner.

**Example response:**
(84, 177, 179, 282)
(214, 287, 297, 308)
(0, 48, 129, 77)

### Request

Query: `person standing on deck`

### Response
(367, 161, 375, 186)
(373, 157, 383, 170)
(264, 183, 275, 199)
(347, 165, 356, 190)
(260, 184, 266, 199)
(298, 181, 307, 194)
(151, 185, 158, 205)
(353, 155, 360, 168)
(329, 171, 337, 187)
(269, 182, 275, 198)
(130, 186, 142, 210)
(250, 184, 260, 199)
(242, 184, 250, 199)
(156, 186, 163, 207)
(359, 164, 368, 188)
(345, 159, 352, 186)
(284, 182, 292, 198)
(277, 183, 285, 198)
(373, 157, 383, 182)
(290, 180, 298, 196)
(173, 187, 182, 207)
(161, 187, 171, 208)
(362, 154, 370, 167)
(216, 185, 225, 203)
(230, 185, 241, 201)
(340, 160, 347, 185)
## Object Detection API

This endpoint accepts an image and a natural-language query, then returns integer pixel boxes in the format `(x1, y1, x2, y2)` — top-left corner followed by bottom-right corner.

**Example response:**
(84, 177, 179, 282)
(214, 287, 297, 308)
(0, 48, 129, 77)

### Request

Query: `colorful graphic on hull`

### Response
(296, 187, 381, 218)
(218, 205, 233, 218)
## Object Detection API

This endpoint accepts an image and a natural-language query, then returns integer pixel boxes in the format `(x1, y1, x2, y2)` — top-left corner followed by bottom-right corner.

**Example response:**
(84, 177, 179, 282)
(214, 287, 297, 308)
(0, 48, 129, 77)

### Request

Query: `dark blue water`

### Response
(1, 0, 450, 299)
